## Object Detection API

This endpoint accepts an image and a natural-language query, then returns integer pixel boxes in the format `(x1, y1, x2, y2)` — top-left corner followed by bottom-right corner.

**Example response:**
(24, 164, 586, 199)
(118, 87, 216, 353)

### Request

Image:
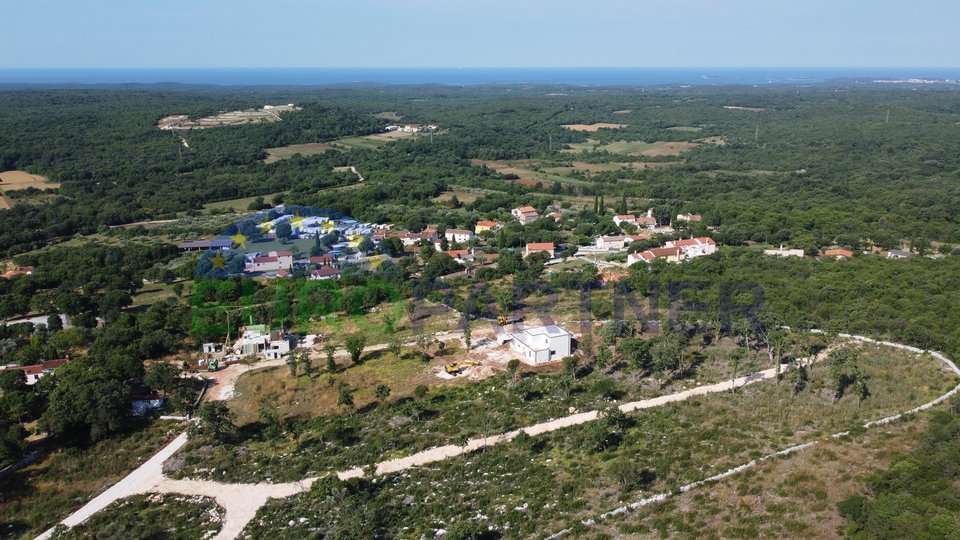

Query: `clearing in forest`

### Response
(265, 131, 421, 162)
(564, 139, 699, 156)
(562, 123, 629, 131)
(374, 111, 402, 121)
(0, 170, 59, 191)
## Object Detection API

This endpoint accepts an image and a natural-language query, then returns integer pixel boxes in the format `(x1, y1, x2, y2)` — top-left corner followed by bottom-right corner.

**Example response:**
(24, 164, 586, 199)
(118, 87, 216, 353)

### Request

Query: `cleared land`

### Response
(157, 105, 299, 130)
(263, 143, 330, 163)
(202, 192, 285, 211)
(564, 139, 699, 156)
(264, 131, 420, 163)
(612, 109, 633, 114)
(666, 126, 703, 132)
(374, 111, 402, 121)
(561, 123, 629, 131)
(0, 171, 59, 191)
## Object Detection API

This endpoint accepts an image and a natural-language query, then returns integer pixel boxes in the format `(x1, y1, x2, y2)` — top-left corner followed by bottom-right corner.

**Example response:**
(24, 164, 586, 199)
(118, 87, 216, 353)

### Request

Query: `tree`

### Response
(462, 317, 472, 351)
(405, 300, 418, 322)
(388, 336, 402, 358)
(286, 353, 299, 377)
(730, 347, 747, 392)
(358, 237, 375, 254)
(40, 365, 131, 442)
(344, 334, 366, 364)
(413, 384, 428, 401)
(324, 344, 337, 373)
(507, 358, 521, 382)
(299, 350, 314, 377)
(191, 401, 238, 444)
(144, 362, 181, 396)
(337, 383, 355, 412)
(275, 221, 292, 240)
(374, 383, 391, 405)
(46, 314, 63, 332)
(258, 403, 282, 440)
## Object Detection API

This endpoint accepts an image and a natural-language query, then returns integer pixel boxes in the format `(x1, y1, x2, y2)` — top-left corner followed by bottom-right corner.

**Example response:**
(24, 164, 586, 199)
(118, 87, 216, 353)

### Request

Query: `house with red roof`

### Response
(244, 251, 294, 273)
(824, 248, 854, 259)
(310, 266, 341, 280)
(524, 242, 556, 258)
(4, 358, 70, 385)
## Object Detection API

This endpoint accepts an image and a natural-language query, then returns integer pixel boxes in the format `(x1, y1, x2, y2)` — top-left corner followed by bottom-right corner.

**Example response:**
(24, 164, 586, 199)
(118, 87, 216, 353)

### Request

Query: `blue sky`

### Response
(2, 0, 957, 68)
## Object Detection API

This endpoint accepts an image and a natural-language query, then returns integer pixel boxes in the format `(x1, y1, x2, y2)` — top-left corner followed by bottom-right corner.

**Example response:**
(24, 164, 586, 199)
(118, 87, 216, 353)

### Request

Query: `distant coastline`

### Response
(2, 67, 960, 87)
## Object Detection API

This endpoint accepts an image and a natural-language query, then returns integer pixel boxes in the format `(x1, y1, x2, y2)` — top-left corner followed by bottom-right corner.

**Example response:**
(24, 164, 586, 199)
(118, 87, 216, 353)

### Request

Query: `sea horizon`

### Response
(1, 67, 959, 87)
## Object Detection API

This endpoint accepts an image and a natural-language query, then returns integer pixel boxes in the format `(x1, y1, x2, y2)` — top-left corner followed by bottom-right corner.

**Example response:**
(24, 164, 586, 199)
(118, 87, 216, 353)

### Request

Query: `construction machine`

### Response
(444, 361, 478, 375)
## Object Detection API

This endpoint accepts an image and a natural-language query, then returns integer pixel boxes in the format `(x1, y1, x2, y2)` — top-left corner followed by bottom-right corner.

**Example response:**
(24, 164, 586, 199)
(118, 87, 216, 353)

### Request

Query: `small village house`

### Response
(444, 228, 474, 244)
(524, 242, 556, 258)
(508, 325, 572, 365)
(474, 220, 500, 234)
(512, 206, 539, 224)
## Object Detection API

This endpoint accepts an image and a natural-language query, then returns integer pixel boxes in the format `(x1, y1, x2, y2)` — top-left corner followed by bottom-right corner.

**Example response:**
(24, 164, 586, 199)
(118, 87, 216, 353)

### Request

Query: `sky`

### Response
(2, 0, 958, 69)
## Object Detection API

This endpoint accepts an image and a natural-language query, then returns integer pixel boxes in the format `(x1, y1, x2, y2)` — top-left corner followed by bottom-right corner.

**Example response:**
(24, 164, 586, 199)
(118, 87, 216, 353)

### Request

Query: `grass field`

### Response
(564, 139, 699, 156)
(241, 344, 952, 538)
(263, 143, 331, 163)
(431, 188, 484, 204)
(374, 111, 402, 121)
(0, 421, 177, 539)
(561, 123, 629, 132)
(0, 171, 60, 208)
(202, 192, 285, 211)
(265, 131, 420, 163)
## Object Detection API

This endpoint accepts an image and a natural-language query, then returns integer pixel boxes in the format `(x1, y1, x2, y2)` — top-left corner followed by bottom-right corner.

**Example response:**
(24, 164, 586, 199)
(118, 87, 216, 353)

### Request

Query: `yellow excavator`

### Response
(444, 361, 478, 375)
(497, 314, 507, 326)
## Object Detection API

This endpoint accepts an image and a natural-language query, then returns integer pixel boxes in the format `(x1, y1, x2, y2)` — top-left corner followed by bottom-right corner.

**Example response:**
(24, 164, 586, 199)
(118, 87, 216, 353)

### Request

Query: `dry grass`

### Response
(602, 418, 924, 539)
(562, 123, 630, 132)
(264, 143, 331, 163)
(666, 126, 703, 132)
(431, 189, 482, 204)
(0, 170, 59, 192)
(374, 111, 402, 121)
(563, 139, 699, 156)
(612, 109, 633, 114)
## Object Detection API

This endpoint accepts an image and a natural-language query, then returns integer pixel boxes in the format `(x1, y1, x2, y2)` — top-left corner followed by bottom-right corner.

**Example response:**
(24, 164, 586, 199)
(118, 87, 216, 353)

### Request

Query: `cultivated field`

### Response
(562, 122, 629, 131)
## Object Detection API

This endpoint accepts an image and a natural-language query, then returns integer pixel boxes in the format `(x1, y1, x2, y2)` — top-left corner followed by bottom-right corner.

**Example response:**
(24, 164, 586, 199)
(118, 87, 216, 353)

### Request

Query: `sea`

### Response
(1, 67, 959, 87)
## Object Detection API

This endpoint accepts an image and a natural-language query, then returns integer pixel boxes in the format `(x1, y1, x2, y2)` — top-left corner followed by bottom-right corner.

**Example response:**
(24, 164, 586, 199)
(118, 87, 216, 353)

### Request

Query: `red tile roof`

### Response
(824, 248, 853, 258)
(526, 242, 555, 251)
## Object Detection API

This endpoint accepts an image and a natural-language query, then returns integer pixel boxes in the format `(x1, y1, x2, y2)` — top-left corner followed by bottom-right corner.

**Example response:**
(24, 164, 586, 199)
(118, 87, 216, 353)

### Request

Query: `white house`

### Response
(512, 206, 539, 224)
(509, 325, 572, 365)
(596, 235, 630, 251)
(676, 213, 703, 223)
(2, 358, 69, 386)
(763, 246, 804, 258)
(664, 237, 717, 259)
(627, 247, 684, 266)
(310, 266, 341, 280)
(236, 325, 294, 359)
(444, 228, 474, 244)
(244, 251, 294, 273)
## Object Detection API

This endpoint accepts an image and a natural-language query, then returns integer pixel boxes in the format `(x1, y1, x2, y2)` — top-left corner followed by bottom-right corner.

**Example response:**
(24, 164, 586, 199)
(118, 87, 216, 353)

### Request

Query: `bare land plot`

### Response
(564, 139, 699, 156)
(562, 123, 629, 132)
(612, 109, 633, 114)
(0, 170, 60, 191)
(374, 111, 402, 121)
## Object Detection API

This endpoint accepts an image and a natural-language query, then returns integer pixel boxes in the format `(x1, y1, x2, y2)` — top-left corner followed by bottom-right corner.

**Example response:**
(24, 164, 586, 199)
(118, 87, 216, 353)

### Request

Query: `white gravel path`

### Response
(39, 333, 959, 540)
